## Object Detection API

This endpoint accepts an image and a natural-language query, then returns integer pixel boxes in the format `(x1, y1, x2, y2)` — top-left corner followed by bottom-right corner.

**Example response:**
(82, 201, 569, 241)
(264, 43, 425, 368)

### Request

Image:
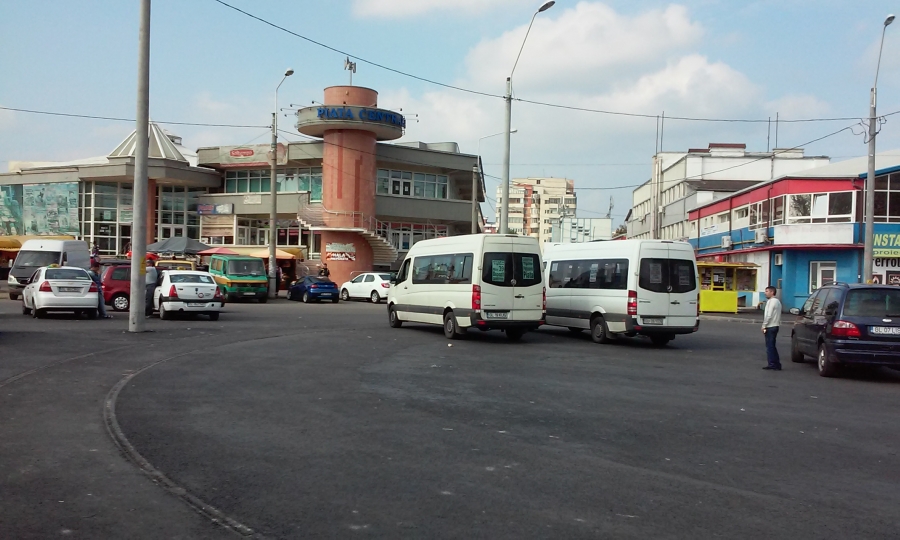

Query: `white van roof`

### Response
(544, 239, 695, 257)
(19, 239, 87, 251)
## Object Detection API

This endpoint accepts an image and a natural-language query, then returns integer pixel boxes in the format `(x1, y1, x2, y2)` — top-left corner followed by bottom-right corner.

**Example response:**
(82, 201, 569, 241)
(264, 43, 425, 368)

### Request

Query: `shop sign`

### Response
(873, 233, 900, 257)
(873, 257, 900, 285)
(243, 194, 262, 205)
(197, 203, 234, 215)
(325, 242, 356, 262)
(120, 205, 133, 223)
(200, 214, 235, 237)
(700, 224, 718, 237)
(316, 107, 406, 128)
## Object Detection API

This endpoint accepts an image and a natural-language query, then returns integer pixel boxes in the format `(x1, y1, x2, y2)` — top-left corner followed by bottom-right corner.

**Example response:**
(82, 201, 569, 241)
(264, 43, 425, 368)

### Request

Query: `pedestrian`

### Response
(89, 263, 112, 319)
(276, 265, 283, 294)
(318, 263, 330, 278)
(91, 242, 100, 266)
(761, 285, 782, 371)
(145, 259, 158, 317)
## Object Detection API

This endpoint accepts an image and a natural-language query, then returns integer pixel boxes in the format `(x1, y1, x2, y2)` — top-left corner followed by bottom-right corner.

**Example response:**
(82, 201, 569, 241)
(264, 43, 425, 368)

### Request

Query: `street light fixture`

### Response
(269, 68, 294, 298)
(863, 14, 894, 283)
(499, 2, 554, 234)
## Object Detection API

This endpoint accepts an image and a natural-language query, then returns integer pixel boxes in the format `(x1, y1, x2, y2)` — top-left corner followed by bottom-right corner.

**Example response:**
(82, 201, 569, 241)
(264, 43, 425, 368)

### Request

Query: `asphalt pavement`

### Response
(1, 298, 899, 539)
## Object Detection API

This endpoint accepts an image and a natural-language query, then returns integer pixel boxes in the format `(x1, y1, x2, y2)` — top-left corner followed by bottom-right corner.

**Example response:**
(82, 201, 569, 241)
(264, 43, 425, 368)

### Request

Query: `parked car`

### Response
(21, 266, 100, 319)
(789, 283, 900, 377)
(208, 255, 269, 303)
(340, 272, 393, 303)
(288, 276, 339, 303)
(7, 239, 91, 300)
(152, 270, 223, 320)
(155, 259, 197, 271)
(102, 264, 133, 311)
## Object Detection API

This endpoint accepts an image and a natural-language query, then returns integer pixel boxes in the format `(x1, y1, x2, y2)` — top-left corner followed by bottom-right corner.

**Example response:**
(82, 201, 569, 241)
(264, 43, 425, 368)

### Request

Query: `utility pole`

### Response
(269, 111, 278, 298)
(471, 165, 479, 234)
(500, 77, 512, 234)
(128, 0, 150, 333)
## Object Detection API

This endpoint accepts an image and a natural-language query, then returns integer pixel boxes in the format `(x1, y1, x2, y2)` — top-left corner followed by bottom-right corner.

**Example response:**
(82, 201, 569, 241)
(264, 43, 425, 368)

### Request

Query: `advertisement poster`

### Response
(491, 259, 506, 282)
(23, 182, 79, 236)
(325, 242, 356, 262)
(0, 185, 24, 236)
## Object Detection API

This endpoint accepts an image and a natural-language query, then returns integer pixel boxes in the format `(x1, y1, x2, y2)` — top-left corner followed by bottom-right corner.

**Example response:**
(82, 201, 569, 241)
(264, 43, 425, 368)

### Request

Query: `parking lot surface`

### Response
(1, 298, 899, 539)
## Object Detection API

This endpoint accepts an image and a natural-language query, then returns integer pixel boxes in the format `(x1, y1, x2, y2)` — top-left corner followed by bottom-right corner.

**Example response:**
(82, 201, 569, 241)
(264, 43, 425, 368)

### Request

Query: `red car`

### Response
(102, 263, 133, 311)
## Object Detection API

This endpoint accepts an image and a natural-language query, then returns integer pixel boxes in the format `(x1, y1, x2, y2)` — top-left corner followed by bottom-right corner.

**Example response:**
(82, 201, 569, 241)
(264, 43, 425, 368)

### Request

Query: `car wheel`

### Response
(790, 335, 805, 363)
(443, 311, 461, 340)
(302, 292, 310, 303)
(209, 312, 220, 321)
(112, 294, 129, 312)
(286, 289, 293, 301)
(21, 301, 30, 316)
(9, 292, 19, 301)
(590, 316, 612, 344)
(370, 291, 381, 304)
(506, 328, 525, 342)
(33, 307, 44, 319)
(567, 327, 584, 334)
(650, 335, 672, 347)
(818, 343, 839, 378)
(341, 289, 350, 301)
(159, 300, 170, 320)
(389, 305, 403, 328)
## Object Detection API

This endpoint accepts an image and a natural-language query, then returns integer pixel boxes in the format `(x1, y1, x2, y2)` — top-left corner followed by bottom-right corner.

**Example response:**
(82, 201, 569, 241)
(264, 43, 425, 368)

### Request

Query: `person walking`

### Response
(318, 263, 330, 278)
(761, 285, 782, 370)
(145, 259, 158, 317)
(89, 263, 112, 319)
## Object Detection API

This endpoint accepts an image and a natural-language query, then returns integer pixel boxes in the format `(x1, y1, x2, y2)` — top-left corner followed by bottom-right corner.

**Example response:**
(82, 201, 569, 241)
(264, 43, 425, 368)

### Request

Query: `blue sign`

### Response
(316, 107, 405, 128)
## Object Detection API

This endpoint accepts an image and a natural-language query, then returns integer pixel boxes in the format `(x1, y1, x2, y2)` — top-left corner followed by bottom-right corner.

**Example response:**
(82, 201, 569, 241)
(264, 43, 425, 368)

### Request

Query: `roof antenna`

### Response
(344, 57, 357, 86)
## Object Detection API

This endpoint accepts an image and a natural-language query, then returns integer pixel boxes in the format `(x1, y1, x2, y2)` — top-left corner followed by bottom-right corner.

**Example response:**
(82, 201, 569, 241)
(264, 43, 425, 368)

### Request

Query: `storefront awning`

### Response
(697, 261, 759, 269)
(0, 237, 21, 251)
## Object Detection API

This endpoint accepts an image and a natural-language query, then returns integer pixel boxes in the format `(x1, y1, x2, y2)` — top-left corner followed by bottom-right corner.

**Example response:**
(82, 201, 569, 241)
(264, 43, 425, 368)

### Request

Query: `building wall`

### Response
(780, 249, 861, 310)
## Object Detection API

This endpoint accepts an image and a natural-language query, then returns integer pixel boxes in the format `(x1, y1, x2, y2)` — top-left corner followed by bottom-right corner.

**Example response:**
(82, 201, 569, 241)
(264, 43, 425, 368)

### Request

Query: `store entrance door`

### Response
(119, 225, 132, 256)
(160, 226, 186, 239)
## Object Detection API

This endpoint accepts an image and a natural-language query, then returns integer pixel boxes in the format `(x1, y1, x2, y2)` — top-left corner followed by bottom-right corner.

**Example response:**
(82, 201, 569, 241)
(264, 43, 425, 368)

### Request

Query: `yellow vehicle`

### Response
(155, 259, 197, 271)
(208, 255, 269, 303)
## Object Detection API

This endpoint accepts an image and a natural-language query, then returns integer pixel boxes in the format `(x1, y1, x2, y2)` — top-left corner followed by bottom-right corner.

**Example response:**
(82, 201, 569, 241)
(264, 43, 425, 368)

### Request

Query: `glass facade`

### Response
(156, 186, 203, 241)
(376, 169, 449, 200)
(224, 167, 323, 201)
(79, 181, 134, 255)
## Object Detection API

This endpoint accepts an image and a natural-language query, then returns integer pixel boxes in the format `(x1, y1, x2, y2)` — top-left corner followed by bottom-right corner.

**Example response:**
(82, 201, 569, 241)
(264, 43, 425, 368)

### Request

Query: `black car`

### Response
(790, 283, 900, 377)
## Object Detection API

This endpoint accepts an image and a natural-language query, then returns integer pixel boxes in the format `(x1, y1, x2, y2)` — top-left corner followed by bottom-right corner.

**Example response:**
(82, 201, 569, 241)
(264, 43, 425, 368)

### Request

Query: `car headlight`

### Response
(7, 275, 17, 285)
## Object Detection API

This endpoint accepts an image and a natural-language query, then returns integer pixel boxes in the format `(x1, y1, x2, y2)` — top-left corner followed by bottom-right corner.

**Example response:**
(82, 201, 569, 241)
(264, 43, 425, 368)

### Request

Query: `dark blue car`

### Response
(790, 283, 900, 377)
(287, 276, 339, 303)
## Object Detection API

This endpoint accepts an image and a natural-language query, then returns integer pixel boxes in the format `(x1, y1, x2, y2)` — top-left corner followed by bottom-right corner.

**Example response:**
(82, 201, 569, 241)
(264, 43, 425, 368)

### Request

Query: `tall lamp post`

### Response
(864, 14, 895, 283)
(477, 129, 517, 233)
(500, 1, 555, 234)
(269, 68, 294, 298)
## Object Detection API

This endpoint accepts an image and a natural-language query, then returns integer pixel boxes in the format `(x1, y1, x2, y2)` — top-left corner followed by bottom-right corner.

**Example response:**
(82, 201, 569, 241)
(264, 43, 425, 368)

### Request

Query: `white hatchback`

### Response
(339, 272, 393, 303)
(21, 266, 100, 319)
(153, 270, 224, 321)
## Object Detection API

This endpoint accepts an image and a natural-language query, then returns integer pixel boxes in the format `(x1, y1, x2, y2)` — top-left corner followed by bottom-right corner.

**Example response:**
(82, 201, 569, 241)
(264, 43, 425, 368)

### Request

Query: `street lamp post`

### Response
(478, 130, 517, 233)
(500, 1, 554, 234)
(269, 68, 293, 299)
(864, 14, 894, 283)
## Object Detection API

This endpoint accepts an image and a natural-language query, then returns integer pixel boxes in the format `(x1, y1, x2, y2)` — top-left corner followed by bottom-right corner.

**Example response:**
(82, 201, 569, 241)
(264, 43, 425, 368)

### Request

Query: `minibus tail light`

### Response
(627, 290, 638, 316)
(472, 284, 481, 312)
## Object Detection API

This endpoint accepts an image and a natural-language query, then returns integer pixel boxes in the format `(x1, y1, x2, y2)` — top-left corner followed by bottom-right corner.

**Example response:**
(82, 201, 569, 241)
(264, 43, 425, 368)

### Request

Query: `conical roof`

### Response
(108, 122, 188, 162)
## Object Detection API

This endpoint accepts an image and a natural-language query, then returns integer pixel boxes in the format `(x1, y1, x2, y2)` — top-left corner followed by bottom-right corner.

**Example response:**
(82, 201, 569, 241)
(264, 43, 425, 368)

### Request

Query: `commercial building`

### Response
(628, 143, 831, 241)
(687, 151, 900, 310)
(550, 217, 612, 244)
(0, 85, 486, 286)
(495, 177, 577, 245)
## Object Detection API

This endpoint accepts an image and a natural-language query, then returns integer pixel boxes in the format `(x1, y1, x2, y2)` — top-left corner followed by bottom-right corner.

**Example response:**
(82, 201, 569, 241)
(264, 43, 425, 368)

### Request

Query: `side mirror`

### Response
(789, 308, 800, 316)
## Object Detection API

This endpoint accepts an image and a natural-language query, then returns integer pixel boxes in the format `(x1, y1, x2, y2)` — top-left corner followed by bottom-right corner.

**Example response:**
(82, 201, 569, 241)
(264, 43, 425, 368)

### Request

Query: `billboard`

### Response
(22, 182, 80, 236)
(0, 185, 24, 236)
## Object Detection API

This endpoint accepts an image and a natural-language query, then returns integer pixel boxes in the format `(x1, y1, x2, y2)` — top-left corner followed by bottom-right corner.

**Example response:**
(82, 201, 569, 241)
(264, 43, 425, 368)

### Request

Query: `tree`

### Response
(613, 223, 627, 237)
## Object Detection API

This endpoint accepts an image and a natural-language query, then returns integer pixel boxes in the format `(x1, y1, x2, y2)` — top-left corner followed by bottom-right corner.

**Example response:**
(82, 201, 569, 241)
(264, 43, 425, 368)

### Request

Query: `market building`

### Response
(687, 151, 900, 310)
(0, 85, 485, 286)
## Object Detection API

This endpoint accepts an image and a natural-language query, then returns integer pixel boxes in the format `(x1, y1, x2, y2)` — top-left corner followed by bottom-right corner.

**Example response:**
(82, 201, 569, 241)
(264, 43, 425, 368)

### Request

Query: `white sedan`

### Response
(153, 270, 224, 321)
(21, 266, 100, 319)
(339, 272, 393, 303)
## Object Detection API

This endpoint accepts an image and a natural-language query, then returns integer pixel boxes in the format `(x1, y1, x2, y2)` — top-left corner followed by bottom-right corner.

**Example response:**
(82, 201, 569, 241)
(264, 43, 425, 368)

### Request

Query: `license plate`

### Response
(320, 293, 332, 296)
(642, 317, 664, 325)
(187, 302, 206, 307)
(60, 287, 80, 292)
(485, 311, 509, 319)
(871, 326, 900, 335)
(243, 292, 256, 295)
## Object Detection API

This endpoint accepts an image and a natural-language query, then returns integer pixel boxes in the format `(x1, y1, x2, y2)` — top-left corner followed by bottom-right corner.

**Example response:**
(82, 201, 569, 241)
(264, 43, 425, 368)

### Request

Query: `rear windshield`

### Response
(110, 267, 130, 280)
(308, 277, 333, 284)
(170, 274, 214, 284)
(158, 262, 192, 270)
(843, 288, 900, 317)
(378, 273, 393, 281)
(45, 268, 90, 280)
(482, 252, 542, 288)
(227, 259, 265, 276)
(15, 250, 61, 268)
(639, 258, 696, 294)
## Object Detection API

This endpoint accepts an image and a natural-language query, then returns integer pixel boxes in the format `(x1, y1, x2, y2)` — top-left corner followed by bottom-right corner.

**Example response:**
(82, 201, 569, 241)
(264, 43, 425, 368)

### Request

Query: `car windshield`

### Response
(227, 259, 265, 276)
(170, 274, 214, 284)
(15, 250, 61, 268)
(843, 288, 900, 317)
(45, 268, 90, 281)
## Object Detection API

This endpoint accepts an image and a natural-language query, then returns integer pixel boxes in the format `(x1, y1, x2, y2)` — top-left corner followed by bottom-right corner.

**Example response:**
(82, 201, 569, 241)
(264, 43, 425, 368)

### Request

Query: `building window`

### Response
(377, 169, 448, 200)
(788, 192, 854, 224)
(809, 261, 837, 293)
(224, 168, 322, 201)
(772, 196, 785, 225)
(734, 207, 749, 220)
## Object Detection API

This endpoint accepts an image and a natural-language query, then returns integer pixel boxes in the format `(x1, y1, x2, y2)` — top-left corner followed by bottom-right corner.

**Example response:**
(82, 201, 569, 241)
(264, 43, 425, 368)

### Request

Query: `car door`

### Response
(23, 269, 40, 308)
(666, 249, 699, 329)
(391, 259, 413, 319)
(809, 287, 836, 344)
(510, 241, 543, 322)
(362, 274, 376, 297)
(795, 289, 822, 355)
(480, 236, 517, 321)
(636, 243, 672, 325)
(347, 275, 364, 297)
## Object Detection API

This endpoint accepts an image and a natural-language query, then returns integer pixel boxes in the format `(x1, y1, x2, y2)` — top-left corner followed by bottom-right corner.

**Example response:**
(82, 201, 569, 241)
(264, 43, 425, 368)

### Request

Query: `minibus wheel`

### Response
(590, 316, 612, 344)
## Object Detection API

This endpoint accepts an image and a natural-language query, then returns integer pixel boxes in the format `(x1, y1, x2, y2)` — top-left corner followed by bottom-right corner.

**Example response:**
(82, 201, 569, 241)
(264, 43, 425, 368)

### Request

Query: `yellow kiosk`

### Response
(698, 261, 759, 314)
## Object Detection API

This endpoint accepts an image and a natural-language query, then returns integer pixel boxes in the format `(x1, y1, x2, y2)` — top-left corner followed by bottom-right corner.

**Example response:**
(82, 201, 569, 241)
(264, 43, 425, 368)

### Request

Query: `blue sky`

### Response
(1, 0, 898, 223)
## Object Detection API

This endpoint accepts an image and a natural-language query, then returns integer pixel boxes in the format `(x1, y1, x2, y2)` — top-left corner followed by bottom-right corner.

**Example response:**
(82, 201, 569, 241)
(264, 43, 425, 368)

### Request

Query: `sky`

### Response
(2, 0, 899, 226)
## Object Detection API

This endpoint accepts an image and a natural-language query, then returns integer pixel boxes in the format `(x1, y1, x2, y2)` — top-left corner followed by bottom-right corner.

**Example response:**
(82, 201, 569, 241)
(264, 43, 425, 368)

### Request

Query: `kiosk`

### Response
(698, 261, 759, 313)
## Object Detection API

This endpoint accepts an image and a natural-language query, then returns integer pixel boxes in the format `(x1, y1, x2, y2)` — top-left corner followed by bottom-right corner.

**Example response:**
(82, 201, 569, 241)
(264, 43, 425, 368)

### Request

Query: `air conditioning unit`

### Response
(774, 253, 783, 266)
(754, 229, 768, 244)
(722, 237, 733, 249)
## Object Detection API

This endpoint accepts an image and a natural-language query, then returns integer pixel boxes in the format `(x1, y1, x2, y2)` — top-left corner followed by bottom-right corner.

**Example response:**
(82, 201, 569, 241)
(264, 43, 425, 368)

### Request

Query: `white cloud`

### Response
(764, 94, 832, 120)
(352, 0, 516, 18)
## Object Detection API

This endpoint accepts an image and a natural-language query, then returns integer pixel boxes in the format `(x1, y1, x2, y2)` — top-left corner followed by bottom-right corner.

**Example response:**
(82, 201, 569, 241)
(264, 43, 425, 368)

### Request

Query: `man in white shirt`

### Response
(761, 286, 783, 370)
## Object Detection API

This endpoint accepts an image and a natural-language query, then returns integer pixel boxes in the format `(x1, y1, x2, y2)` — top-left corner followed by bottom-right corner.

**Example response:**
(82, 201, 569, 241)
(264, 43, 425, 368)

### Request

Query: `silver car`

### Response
(21, 266, 100, 319)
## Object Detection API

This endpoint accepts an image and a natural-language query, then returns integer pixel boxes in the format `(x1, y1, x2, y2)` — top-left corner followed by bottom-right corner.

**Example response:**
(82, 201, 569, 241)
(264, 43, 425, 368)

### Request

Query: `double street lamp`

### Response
(864, 14, 895, 283)
(499, 1, 555, 234)
(269, 68, 294, 298)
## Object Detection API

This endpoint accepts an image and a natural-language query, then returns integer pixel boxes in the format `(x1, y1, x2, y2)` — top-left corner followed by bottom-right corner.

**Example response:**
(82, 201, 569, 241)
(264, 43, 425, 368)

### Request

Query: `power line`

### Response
(211, 0, 898, 125)
(0, 106, 269, 129)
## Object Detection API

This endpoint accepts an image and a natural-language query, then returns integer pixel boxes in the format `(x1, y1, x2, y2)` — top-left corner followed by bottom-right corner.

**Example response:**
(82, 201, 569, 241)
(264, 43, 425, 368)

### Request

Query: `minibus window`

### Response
(482, 252, 542, 287)
(639, 258, 696, 293)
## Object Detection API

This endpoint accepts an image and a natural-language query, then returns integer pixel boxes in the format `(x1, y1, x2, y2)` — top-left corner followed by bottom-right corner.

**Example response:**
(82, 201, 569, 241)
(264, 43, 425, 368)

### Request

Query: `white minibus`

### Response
(387, 234, 545, 341)
(543, 239, 699, 346)
(7, 239, 91, 300)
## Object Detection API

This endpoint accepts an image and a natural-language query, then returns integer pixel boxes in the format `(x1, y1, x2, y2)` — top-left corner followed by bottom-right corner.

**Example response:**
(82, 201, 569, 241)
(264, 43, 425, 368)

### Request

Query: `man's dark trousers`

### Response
(765, 326, 781, 369)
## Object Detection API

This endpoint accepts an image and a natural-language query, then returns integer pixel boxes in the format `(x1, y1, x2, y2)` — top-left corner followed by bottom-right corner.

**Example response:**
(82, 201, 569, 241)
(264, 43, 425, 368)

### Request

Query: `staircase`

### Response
(297, 195, 398, 264)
